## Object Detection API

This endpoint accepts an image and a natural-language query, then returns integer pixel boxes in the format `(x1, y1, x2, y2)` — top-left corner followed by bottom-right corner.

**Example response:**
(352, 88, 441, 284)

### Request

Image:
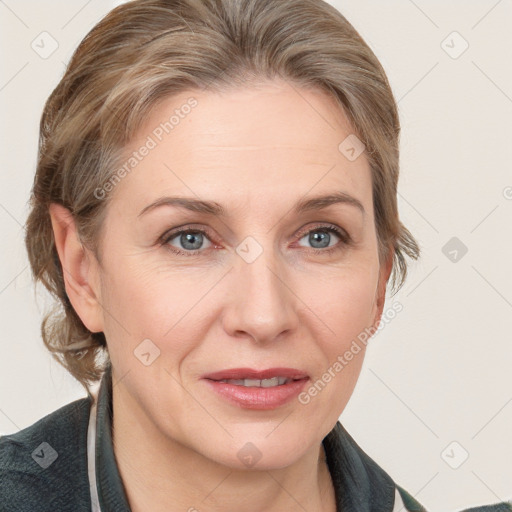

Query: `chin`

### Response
(198, 424, 314, 471)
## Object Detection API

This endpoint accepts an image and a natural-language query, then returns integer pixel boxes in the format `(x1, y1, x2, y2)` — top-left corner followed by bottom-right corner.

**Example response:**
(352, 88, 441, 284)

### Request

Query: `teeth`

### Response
(261, 377, 286, 388)
(218, 377, 292, 387)
(246, 378, 265, 387)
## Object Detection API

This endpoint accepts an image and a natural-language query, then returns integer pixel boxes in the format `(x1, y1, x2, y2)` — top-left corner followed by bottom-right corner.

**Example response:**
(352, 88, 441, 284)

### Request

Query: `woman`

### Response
(1, 0, 510, 511)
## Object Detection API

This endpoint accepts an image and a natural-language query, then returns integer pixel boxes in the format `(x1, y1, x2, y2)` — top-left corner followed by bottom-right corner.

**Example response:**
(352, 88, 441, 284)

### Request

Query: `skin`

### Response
(50, 79, 393, 512)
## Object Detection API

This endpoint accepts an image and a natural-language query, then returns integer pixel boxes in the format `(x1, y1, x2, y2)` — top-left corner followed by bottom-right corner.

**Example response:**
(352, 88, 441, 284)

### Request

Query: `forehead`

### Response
(108, 79, 373, 216)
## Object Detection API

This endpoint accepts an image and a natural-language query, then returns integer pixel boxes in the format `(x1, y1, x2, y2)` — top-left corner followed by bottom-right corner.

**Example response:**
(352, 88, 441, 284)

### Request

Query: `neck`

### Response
(111, 379, 336, 512)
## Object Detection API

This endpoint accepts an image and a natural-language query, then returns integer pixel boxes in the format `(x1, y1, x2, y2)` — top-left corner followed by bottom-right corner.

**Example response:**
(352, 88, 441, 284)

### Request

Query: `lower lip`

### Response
(203, 378, 309, 410)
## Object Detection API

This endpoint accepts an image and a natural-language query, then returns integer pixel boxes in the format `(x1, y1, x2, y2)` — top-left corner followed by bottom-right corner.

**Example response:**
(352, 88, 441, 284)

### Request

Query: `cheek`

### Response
(98, 255, 215, 375)
(98, 258, 180, 355)
(302, 264, 379, 345)
(301, 272, 376, 414)
(333, 284, 376, 341)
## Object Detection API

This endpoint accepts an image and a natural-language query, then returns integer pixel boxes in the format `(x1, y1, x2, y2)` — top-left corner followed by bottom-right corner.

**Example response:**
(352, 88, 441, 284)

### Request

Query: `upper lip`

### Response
(202, 368, 309, 381)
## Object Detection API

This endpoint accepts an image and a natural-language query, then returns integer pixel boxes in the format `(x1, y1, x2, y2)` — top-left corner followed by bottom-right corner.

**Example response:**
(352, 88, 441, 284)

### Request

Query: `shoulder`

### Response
(396, 487, 512, 512)
(0, 397, 92, 512)
(457, 503, 512, 512)
(328, 424, 512, 512)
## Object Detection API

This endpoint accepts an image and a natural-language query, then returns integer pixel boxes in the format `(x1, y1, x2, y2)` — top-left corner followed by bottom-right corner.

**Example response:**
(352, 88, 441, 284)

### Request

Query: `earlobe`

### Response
(48, 203, 104, 333)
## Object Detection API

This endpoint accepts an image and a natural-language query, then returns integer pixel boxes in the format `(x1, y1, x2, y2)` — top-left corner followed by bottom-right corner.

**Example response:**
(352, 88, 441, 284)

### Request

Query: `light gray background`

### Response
(1, 1, 511, 510)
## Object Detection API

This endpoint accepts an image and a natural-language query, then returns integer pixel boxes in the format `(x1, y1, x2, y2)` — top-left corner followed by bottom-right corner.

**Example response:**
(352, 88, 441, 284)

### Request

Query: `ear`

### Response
(49, 203, 104, 333)
(371, 244, 394, 330)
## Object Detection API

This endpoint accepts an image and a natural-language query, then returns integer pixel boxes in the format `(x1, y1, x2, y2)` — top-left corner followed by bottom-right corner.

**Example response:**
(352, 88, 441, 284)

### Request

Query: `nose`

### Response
(221, 241, 299, 345)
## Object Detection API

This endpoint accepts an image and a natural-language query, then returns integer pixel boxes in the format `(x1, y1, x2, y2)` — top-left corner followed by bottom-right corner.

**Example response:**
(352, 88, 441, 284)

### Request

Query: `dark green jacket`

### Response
(1, 365, 511, 511)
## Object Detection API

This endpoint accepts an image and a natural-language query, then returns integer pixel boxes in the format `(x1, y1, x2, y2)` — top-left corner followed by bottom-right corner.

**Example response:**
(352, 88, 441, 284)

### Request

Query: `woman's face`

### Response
(89, 79, 391, 469)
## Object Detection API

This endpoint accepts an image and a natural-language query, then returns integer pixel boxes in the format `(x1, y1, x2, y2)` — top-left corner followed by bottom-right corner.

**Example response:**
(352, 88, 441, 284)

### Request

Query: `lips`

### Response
(202, 367, 309, 381)
(203, 369, 310, 409)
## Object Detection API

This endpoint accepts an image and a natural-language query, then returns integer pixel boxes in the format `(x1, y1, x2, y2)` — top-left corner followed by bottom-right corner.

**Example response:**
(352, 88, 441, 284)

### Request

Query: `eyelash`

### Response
(159, 223, 352, 257)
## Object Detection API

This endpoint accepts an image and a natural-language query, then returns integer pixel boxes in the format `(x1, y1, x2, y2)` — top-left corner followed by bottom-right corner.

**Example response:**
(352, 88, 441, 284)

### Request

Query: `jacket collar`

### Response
(95, 364, 132, 511)
(92, 364, 396, 511)
(322, 419, 396, 509)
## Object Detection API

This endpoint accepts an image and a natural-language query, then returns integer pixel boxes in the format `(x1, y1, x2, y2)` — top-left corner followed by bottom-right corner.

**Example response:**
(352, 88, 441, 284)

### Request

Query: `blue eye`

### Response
(163, 229, 212, 255)
(298, 227, 341, 250)
(160, 223, 351, 257)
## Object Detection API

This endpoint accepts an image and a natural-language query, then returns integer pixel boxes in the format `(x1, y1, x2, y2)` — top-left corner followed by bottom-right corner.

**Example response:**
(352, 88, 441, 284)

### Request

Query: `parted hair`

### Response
(24, 0, 421, 396)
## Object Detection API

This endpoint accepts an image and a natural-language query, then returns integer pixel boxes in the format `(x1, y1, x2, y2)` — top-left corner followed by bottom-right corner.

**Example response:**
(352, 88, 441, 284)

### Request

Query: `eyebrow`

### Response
(137, 191, 365, 218)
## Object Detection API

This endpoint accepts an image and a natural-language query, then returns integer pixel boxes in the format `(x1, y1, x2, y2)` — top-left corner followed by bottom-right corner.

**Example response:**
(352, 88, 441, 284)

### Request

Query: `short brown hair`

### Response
(24, 0, 420, 396)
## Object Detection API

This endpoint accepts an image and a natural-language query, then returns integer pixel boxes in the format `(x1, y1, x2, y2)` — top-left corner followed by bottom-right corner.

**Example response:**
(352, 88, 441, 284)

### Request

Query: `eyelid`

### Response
(295, 222, 350, 242)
